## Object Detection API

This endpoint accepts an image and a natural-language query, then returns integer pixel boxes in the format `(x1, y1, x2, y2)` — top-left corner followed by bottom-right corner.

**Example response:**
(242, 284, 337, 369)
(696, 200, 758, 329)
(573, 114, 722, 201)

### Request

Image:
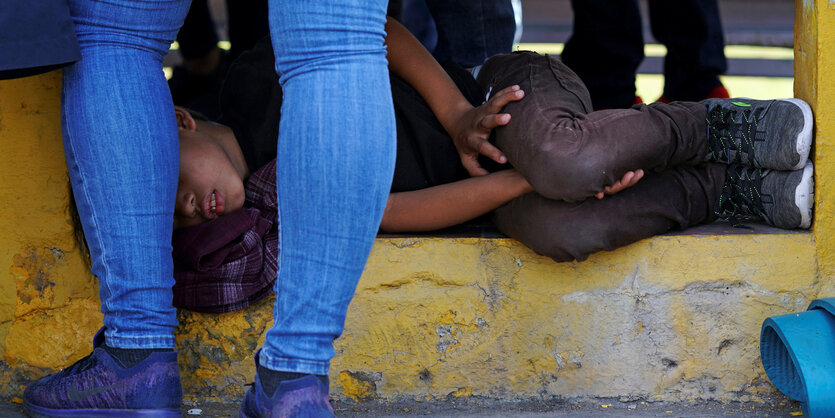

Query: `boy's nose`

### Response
(176, 192, 197, 217)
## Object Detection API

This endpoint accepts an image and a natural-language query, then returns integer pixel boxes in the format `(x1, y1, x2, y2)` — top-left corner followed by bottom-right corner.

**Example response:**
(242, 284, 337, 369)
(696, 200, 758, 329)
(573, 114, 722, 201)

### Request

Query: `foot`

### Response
(239, 351, 334, 418)
(23, 329, 181, 417)
(715, 161, 814, 229)
(703, 98, 814, 171)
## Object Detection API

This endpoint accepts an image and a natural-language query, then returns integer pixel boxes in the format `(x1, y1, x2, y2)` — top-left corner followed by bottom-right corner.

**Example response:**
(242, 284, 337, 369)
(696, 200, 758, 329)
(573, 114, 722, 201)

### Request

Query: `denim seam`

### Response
(61, 91, 116, 318)
(105, 332, 176, 349)
(259, 352, 330, 376)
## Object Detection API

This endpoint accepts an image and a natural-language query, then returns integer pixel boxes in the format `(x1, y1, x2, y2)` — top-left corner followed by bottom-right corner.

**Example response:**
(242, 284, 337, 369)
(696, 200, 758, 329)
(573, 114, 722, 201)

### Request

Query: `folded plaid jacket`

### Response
(172, 160, 278, 313)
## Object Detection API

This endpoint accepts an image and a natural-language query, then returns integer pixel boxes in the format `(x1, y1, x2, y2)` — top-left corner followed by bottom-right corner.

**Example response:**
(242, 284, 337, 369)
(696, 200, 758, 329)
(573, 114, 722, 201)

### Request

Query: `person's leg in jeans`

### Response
(493, 163, 726, 262)
(23, 0, 189, 415)
(477, 52, 708, 202)
(562, 0, 644, 109)
(425, 0, 516, 67)
(649, 0, 728, 101)
(239, 0, 396, 415)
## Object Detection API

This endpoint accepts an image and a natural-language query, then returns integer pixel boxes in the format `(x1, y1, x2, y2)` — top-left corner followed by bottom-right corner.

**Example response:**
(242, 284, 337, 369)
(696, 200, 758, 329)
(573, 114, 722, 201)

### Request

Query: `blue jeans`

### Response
(63, 0, 191, 349)
(64, 0, 395, 374)
(261, 0, 396, 375)
(425, 0, 516, 67)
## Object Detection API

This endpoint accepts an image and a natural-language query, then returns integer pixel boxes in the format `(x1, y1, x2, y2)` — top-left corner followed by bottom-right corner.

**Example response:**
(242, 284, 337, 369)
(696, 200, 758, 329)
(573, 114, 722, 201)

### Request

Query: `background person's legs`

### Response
(226, 0, 268, 61)
(175, 0, 218, 63)
(425, 0, 516, 67)
(562, 0, 644, 109)
(649, 0, 727, 101)
(262, 0, 395, 377)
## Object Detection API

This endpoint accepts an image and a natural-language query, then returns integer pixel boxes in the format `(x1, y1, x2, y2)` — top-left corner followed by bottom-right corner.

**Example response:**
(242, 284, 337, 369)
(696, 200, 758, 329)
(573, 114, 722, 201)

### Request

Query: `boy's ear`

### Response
(174, 107, 197, 131)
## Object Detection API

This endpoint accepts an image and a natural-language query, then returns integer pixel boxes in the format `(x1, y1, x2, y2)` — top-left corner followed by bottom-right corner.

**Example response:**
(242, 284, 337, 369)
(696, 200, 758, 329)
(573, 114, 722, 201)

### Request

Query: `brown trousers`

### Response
(476, 52, 725, 261)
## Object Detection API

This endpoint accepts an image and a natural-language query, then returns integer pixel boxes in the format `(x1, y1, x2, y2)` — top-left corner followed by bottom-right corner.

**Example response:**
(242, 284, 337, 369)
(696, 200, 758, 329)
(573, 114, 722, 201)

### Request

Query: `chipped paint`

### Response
(338, 370, 379, 401)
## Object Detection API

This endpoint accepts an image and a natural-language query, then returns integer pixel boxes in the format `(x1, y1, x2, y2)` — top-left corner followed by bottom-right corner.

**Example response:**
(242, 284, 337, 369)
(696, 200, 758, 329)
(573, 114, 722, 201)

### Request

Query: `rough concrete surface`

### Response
(0, 399, 802, 417)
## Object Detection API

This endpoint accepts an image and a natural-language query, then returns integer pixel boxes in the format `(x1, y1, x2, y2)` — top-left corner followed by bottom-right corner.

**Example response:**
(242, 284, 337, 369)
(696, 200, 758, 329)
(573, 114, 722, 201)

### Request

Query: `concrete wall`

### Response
(0, 0, 830, 404)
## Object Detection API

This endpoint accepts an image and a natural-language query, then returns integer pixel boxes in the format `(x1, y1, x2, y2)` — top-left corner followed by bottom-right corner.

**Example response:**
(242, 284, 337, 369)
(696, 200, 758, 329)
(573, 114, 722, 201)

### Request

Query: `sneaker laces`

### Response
(706, 103, 767, 164)
(715, 164, 771, 227)
(53, 352, 98, 379)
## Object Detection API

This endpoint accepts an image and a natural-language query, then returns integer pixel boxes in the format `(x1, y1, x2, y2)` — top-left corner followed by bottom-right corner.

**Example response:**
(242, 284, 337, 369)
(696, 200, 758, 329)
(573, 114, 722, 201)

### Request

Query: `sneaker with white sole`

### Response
(715, 161, 814, 229)
(703, 98, 813, 171)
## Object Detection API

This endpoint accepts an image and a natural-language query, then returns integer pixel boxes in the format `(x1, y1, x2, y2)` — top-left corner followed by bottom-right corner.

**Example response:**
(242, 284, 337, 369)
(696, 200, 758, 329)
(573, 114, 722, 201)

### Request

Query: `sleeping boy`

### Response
(170, 18, 814, 312)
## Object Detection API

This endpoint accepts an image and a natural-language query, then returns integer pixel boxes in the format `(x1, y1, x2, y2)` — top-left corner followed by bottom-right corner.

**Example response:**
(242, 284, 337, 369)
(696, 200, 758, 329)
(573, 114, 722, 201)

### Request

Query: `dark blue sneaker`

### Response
(23, 329, 181, 417)
(239, 351, 334, 418)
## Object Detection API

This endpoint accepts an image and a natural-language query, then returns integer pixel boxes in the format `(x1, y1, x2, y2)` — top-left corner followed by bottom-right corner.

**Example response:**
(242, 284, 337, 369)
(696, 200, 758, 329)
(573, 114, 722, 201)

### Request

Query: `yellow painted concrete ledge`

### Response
(2, 0, 835, 403)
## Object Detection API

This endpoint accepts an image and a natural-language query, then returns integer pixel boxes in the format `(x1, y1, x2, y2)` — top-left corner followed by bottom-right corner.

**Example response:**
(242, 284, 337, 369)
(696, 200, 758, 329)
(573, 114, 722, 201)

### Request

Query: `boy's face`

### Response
(174, 113, 246, 229)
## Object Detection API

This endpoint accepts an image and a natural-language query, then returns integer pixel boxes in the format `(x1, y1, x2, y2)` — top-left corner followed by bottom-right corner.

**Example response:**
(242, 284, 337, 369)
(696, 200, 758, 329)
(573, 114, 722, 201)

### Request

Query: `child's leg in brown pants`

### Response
(492, 163, 726, 262)
(476, 51, 709, 202)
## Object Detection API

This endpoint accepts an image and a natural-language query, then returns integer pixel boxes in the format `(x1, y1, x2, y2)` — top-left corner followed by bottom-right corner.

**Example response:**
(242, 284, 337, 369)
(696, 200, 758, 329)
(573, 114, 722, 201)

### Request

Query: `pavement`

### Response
(0, 398, 804, 417)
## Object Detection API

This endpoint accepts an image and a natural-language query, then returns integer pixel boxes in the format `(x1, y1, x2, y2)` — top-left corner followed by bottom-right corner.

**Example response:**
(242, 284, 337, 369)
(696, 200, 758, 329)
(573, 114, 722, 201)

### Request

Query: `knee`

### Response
(521, 142, 610, 202)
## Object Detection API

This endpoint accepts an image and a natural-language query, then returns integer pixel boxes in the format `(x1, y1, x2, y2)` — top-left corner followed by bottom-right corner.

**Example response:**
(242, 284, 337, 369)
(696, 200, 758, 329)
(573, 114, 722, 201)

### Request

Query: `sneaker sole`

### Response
(780, 98, 814, 171)
(24, 402, 180, 417)
(796, 160, 814, 229)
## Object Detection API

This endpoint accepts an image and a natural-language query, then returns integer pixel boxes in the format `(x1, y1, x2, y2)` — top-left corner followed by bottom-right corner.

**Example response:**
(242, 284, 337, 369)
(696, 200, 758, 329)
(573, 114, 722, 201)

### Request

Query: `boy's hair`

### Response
(185, 108, 210, 122)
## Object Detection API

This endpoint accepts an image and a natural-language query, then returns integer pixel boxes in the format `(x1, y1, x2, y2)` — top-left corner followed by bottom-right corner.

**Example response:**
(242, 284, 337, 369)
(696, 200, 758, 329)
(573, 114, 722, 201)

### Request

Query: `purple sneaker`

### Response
(23, 329, 181, 417)
(239, 351, 334, 418)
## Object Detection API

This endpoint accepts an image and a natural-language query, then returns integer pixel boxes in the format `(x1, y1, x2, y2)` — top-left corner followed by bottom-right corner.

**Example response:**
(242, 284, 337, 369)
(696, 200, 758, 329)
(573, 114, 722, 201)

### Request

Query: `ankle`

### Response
(257, 364, 327, 397)
(103, 345, 173, 368)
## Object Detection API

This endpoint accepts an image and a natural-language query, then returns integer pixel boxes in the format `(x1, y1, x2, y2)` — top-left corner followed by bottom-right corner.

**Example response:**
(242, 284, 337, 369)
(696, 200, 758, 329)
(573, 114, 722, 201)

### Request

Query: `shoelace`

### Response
(53, 351, 97, 380)
(706, 104, 765, 164)
(715, 164, 768, 227)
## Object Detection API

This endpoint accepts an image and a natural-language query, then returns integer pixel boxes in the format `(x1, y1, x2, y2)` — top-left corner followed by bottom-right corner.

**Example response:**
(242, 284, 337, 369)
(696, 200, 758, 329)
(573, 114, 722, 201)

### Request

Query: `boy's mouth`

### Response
(203, 190, 226, 218)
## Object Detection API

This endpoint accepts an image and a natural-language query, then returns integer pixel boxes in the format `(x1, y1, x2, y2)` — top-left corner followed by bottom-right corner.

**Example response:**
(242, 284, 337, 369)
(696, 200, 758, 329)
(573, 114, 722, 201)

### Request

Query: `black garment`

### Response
(561, 0, 727, 109)
(176, 0, 268, 63)
(0, 0, 80, 79)
(217, 37, 482, 192)
(216, 37, 281, 173)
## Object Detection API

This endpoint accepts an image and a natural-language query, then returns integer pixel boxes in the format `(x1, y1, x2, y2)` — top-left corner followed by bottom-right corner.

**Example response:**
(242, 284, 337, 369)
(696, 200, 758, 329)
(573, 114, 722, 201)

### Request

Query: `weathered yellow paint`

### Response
(0, 2, 833, 404)
(0, 72, 103, 396)
(167, 234, 818, 404)
(796, 0, 835, 296)
(328, 235, 816, 402)
(339, 370, 378, 402)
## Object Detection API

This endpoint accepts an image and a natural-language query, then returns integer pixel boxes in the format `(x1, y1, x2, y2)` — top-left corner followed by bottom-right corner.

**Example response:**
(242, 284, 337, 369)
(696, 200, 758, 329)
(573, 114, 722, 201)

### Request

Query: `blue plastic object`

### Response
(761, 297, 835, 417)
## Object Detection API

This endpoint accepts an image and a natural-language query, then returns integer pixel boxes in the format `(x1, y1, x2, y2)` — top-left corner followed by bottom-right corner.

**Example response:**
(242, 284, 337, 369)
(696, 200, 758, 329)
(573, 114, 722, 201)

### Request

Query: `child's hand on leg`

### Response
(595, 169, 644, 199)
(449, 85, 525, 176)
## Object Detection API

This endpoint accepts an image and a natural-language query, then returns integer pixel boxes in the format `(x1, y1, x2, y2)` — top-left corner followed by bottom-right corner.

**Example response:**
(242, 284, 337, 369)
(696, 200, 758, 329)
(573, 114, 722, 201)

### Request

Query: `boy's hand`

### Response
(595, 169, 645, 199)
(450, 85, 525, 176)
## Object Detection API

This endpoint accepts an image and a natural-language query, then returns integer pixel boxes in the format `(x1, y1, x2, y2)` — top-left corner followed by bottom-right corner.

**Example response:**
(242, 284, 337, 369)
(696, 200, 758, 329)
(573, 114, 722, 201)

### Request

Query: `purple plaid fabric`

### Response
(172, 160, 278, 313)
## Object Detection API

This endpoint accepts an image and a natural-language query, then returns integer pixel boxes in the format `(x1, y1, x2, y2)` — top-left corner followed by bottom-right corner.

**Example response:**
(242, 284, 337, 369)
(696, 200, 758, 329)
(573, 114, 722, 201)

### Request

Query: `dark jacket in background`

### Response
(0, 0, 80, 79)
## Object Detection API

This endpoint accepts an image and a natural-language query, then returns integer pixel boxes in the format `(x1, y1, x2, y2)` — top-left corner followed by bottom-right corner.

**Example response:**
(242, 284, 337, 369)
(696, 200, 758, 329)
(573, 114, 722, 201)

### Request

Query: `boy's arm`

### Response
(385, 17, 524, 176)
(379, 169, 645, 233)
(380, 170, 532, 233)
